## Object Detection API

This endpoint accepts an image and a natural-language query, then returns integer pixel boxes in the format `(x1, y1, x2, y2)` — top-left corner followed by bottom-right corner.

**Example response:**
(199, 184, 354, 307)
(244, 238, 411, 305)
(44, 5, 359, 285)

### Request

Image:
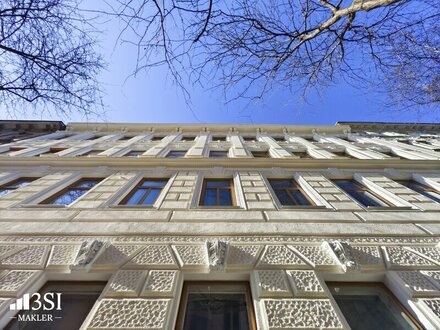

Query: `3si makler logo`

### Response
(10, 292, 62, 322)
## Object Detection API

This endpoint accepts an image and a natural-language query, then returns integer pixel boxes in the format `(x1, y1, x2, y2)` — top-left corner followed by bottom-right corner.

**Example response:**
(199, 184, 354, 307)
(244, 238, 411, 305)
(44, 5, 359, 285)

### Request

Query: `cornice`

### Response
(0, 157, 438, 170)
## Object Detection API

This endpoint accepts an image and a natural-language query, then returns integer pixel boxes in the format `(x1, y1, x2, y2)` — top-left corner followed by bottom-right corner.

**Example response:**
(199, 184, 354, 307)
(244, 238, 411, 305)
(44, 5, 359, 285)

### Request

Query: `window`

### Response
(292, 151, 312, 158)
(200, 179, 235, 206)
(0, 178, 37, 197)
(6, 282, 105, 330)
(181, 135, 196, 141)
(331, 151, 354, 159)
(251, 151, 270, 158)
(119, 135, 133, 141)
(272, 136, 285, 142)
(41, 179, 101, 205)
(209, 150, 228, 158)
(0, 147, 25, 154)
(87, 135, 101, 140)
(167, 150, 186, 158)
(242, 136, 256, 142)
(176, 282, 256, 330)
(82, 150, 103, 156)
(151, 135, 165, 141)
(211, 135, 227, 142)
(327, 283, 422, 330)
(121, 179, 168, 206)
(397, 180, 440, 203)
(334, 180, 391, 207)
(268, 179, 313, 206)
(124, 150, 143, 157)
(40, 148, 66, 156)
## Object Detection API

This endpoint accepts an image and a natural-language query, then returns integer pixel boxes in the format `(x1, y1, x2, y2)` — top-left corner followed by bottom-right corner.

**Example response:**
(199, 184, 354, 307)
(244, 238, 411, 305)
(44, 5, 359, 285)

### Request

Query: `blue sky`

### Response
(4, 2, 439, 125)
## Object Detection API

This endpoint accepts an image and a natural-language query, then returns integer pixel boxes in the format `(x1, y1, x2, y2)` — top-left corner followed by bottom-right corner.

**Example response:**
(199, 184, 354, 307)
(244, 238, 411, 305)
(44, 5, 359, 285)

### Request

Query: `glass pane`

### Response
(275, 190, 294, 205)
(76, 180, 99, 189)
(209, 151, 228, 158)
(0, 188, 13, 197)
(219, 189, 233, 206)
(203, 189, 217, 206)
(423, 190, 440, 203)
(142, 188, 161, 205)
(50, 189, 87, 205)
(335, 181, 358, 190)
(141, 180, 167, 187)
(328, 284, 418, 330)
(182, 284, 251, 330)
(270, 180, 293, 188)
(125, 188, 147, 205)
(206, 180, 230, 188)
(290, 189, 311, 205)
(167, 151, 186, 158)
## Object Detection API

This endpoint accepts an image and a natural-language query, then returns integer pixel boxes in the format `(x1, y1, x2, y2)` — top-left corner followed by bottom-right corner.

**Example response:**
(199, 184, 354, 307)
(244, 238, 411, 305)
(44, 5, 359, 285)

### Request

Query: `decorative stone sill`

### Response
(279, 205, 327, 211)
(108, 204, 156, 209)
(20, 204, 67, 208)
(364, 206, 414, 212)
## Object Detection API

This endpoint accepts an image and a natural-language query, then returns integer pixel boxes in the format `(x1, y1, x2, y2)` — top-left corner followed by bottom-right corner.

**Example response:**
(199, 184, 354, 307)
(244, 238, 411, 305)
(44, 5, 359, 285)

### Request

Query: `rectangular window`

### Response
(41, 178, 102, 205)
(209, 151, 228, 158)
(0, 147, 25, 154)
(121, 179, 168, 206)
(124, 150, 143, 157)
(181, 135, 196, 141)
(176, 282, 256, 330)
(167, 150, 186, 158)
(292, 151, 312, 158)
(200, 179, 235, 206)
(327, 283, 422, 330)
(272, 136, 285, 142)
(119, 135, 133, 141)
(397, 180, 440, 203)
(151, 136, 165, 141)
(6, 282, 105, 330)
(211, 136, 227, 142)
(268, 179, 313, 206)
(0, 178, 37, 197)
(334, 180, 391, 207)
(242, 136, 256, 142)
(251, 151, 270, 158)
(40, 148, 66, 156)
(83, 150, 103, 156)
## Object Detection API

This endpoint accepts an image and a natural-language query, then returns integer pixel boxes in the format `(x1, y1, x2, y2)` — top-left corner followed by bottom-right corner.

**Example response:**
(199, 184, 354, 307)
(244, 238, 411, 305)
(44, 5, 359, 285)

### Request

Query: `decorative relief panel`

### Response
(391, 271, 440, 297)
(406, 247, 440, 266)
(105, 270, 147, 298)
(0, 270, 42, 297)
(257, 245, 309, 269)
(289, 245, 339, 271)
(286, 270, 326, 298)
(141, 270, 180, 297)
(0, 245, 25, 260)
(93, 244, 144, 270)
(0, 245, 49, 269)
(263, 299, 343, 329)
(172, 245, 208, 270)
(254, 270, 293, 298)
(420, 298, 440, 322)
(46, 244, 81, 270)
(125, 245, 178, 269)
(382, 247, 437, 270)
(226, 245, 261, 270)
(88, 299, 171, 329)
(350, 245, 384, 271)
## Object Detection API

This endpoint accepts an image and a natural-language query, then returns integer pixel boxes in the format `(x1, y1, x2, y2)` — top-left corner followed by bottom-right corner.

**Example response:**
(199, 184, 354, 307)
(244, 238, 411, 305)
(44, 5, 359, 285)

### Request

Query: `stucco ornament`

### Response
(324, 240, 360, 272)
(206, 239, 228, 271)
(71, 239, 109, 270)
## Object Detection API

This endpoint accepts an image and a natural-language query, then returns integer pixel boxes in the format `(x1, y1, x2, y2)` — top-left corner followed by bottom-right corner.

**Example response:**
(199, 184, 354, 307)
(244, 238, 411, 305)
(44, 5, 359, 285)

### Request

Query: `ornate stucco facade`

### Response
(0, 121, 439, 329)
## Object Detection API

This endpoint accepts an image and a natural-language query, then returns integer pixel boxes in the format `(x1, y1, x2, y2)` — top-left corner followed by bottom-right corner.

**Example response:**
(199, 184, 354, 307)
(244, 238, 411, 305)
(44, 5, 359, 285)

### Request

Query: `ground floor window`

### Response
(176, 282, 256, 330)
(6, 281, 105, 330)
(327, 282, 422, 330)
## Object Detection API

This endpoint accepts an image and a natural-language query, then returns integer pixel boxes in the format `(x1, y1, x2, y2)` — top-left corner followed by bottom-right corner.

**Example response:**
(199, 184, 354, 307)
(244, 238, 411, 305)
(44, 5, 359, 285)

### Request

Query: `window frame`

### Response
(333, 179, 393, 208)
(119, 178, 168, 206)
(40, 178, 102, 206)
(268, 178, 315, 207)
(166, 150, 187, 158)
(199, 178, 236, 207)
(251, 150, 271, 158)
(209, 150, 229, 158)
(397, 180, 440, 203)
(176, 281, 257, 330)
(0, 177, 37, 196)
(327, 282, 423, 330)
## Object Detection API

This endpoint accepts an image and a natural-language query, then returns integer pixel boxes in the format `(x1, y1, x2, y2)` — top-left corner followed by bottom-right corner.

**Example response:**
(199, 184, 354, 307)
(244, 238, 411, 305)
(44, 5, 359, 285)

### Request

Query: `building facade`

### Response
(0, 121, 439, 329)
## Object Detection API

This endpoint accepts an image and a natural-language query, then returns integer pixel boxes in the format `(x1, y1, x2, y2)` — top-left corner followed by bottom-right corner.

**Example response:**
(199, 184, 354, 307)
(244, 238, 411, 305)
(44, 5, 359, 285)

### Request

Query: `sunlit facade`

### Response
(0, 121, 439, 329)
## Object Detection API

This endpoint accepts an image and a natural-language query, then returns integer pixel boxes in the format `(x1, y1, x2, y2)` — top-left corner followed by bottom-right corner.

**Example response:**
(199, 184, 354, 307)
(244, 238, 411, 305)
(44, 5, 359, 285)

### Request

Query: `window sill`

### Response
(194, 206, 244, 210)
(108, 204, 156, 209)
(363, 206, 414, 211)
(279, 205, 327, 210)
(20, 204, 67, 208)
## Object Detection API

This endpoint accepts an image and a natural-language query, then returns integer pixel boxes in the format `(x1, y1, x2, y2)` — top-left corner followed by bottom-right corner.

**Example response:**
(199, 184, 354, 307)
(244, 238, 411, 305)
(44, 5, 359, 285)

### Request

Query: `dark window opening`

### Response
(0, 177, 37, 197)
(334, 180, 391, 207)
(268, 179, 313, 206)
(397, 180, 440, 204)
(200, 179, 235, 206)
(41, 179, 102, 205)
(121, 179, 168, 206)
(209, 151, 228, 158)
(251, 151, 270, 158)
(167, 150, 186, 158)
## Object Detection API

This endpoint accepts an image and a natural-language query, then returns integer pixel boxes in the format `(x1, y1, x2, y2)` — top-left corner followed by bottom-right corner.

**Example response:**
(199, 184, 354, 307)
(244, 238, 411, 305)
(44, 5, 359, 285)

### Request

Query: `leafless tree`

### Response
(0, 0, 104, 117)
(108, 0, 439, 110)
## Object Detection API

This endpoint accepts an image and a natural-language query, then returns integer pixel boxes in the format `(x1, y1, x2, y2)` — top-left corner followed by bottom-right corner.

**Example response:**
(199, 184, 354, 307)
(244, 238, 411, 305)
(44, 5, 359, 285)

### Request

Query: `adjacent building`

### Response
(0, 121, 439, 329)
